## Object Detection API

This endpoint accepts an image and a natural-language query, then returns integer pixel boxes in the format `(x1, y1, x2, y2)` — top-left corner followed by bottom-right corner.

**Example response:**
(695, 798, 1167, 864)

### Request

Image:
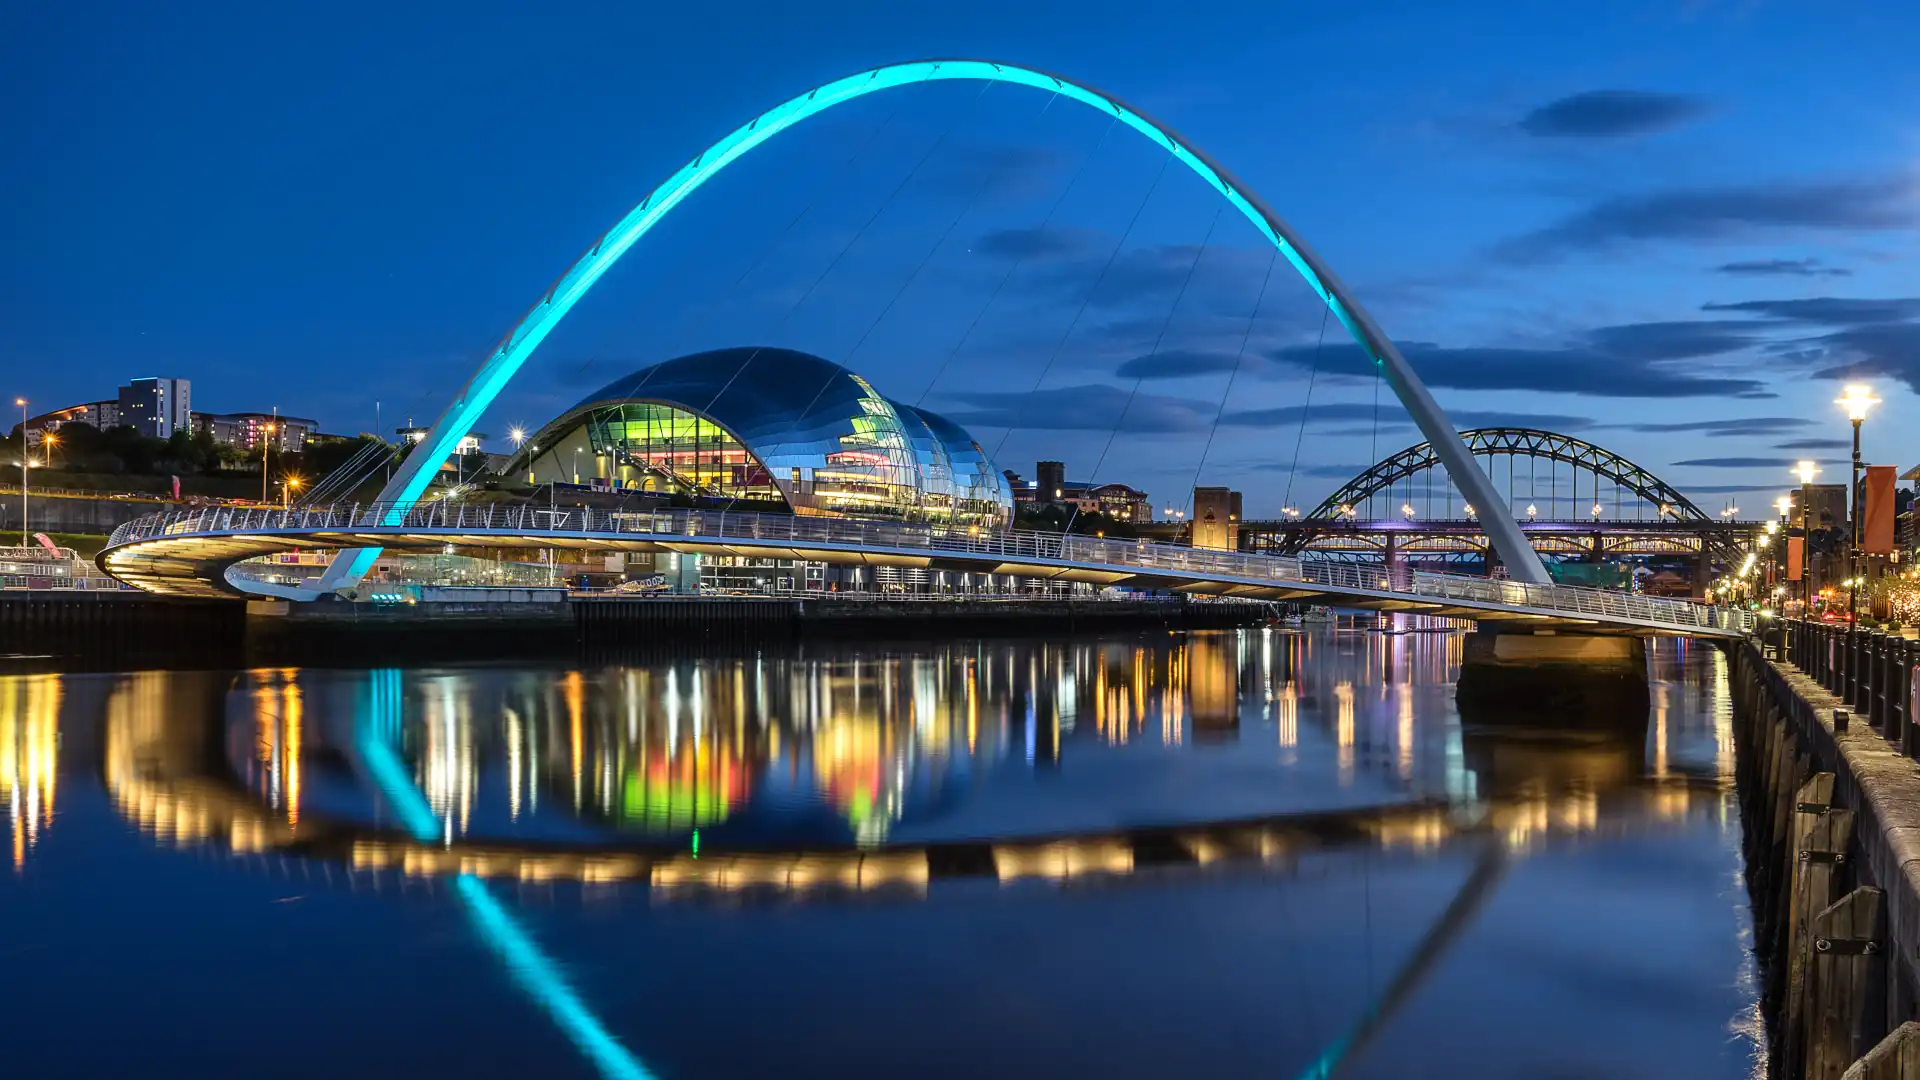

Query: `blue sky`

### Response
(6, 1, 1918, 517)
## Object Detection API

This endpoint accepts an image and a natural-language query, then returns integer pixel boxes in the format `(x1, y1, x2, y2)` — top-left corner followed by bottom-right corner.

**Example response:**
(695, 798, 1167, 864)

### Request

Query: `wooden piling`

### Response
(1808, 887, 1888, 1080)
(1786, 805, 1857, 1077)
(1843, 1022, 1920, 1079)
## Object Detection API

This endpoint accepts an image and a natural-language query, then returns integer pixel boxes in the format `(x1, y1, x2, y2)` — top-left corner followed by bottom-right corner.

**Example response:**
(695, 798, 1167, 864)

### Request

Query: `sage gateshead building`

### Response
(501, 347, 1013, 530)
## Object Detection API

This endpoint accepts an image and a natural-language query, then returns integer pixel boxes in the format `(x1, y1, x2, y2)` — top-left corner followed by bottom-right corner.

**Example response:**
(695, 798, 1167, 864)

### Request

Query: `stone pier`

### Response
(1455, 625, 1649, 726)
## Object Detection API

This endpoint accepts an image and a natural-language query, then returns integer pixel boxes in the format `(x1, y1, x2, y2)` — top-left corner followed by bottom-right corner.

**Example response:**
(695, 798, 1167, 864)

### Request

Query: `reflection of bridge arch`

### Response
(324, 58, 1548, 591)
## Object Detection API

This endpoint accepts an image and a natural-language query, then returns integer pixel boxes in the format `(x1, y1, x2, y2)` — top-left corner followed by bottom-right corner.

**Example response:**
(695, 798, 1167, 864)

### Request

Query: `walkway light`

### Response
(509, 427, 527, 446)
(1401, 503, 1415, 519)
(1774, 494, 1792, 517)
(1795, 460, 1819, 485)
(1660, 504, 1674, 517)
(1590, 503, 1603, 518)
(1526, 504, 1537, 519)
(1463, 504, 1475, 518)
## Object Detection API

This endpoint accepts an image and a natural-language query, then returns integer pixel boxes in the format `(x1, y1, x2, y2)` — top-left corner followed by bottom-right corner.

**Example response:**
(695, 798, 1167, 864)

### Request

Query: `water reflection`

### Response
(1, 673, 58, 869)
(0, 629, 1756, 1080)
(44, 630, 1736, 895)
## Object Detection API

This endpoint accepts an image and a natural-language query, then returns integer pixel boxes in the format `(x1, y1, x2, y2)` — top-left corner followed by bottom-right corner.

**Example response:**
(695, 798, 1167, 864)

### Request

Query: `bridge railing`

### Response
(105, 502, 1737, 632)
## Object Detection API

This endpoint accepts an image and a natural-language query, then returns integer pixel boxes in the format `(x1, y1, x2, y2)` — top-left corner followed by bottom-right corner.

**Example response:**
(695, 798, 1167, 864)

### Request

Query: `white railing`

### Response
(106, 502, 1741, 633)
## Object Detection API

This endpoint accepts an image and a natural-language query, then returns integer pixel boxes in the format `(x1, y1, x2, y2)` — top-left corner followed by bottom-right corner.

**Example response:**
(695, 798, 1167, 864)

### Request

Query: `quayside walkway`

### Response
(99, 502, 1746, 637)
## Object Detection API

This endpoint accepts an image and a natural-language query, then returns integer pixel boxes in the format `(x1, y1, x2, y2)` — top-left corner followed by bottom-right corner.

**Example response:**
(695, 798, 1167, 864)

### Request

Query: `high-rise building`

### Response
(117, 377, 191, 439)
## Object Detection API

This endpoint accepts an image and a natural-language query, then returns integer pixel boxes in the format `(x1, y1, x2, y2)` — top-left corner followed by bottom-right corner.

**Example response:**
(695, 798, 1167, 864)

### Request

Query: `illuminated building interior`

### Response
(502, 347, 1012, 528)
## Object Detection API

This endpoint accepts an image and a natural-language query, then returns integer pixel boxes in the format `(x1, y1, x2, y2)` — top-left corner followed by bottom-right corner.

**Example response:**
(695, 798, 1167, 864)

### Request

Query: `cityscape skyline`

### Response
(9, 4, 1919, 520)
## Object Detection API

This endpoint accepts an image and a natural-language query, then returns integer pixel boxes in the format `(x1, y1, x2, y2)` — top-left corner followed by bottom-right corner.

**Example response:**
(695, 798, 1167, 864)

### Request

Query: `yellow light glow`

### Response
(1837, 383, 1879, 422)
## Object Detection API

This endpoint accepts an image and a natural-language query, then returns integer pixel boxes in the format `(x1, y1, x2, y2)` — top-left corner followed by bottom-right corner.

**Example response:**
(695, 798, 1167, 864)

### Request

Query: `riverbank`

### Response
(1, 590, 1273, 665)
(1731, 623, 1920, 1077)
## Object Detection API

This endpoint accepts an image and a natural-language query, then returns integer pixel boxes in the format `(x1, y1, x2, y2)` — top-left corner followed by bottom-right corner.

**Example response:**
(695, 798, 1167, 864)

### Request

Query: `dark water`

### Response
(1, 629, 1759, 1079)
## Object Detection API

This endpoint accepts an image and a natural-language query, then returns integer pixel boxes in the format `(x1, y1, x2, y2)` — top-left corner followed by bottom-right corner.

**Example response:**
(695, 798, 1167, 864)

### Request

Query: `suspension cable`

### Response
(987, 150, 1178, 466)
(1281, 302, 1333, 515)
(1185, 247, 1280, 519)
(1069, 203, 1226, 535)
(914, 113, 1121, 409)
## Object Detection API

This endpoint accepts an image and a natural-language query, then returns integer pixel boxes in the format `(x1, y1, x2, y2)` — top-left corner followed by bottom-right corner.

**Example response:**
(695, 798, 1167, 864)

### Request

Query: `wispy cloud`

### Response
(1518, 90, 1710, 138)
(1714, 257, 1850, 278)
(1495, 174, 1916, 261)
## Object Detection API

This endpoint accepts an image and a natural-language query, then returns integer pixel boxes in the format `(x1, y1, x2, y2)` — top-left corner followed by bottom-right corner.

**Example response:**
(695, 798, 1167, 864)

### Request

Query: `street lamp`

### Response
(13, 397, 27, 545)
(1591, 502, 1603, 518)
(260, 421, 278, 503)
(1837, 383, 1878, 623)
(1525, 503, 1537, 520)
(1795, 460, 1819, 613)
(1401, 502, 1415, 520)
(282, 475, 303, 509)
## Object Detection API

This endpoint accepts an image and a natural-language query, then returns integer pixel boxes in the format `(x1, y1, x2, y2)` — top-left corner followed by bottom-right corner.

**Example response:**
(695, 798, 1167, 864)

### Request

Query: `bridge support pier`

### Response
(1456, 625, 1649, 727)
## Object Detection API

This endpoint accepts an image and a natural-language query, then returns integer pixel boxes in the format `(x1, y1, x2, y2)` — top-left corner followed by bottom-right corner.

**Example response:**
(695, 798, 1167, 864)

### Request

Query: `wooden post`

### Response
(1776, 773, 1837, 964)
(1843, 1022, 1920, 1079)
(1786, 805, 1856, 1077)
(1808, 887, 1888, 1080)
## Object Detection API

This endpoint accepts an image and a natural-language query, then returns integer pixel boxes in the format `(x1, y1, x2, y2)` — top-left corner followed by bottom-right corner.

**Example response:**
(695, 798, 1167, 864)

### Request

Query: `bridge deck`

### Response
(99, 504, 1748, 637)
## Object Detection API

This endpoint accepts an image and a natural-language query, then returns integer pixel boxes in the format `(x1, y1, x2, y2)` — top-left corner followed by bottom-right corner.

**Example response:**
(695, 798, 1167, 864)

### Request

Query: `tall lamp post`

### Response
(1774, 493, 1792, 609)
(1838, 384, 1879, 623)
(1795, 460, 1820, 614)
(14, 397, 27, 547)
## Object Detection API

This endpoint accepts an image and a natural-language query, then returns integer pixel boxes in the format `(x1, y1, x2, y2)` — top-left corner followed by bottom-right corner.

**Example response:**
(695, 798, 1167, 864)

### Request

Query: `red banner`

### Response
(1788, 536, 1805, 581)
(1865, 464, 1897, 554)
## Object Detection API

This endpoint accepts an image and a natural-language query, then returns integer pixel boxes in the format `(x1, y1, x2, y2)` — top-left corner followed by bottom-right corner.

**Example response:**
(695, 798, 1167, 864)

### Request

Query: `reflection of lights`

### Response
(1, 674, 61, 869)
(1334, 681, 1355, 785)
(357, 699, 659, 1080)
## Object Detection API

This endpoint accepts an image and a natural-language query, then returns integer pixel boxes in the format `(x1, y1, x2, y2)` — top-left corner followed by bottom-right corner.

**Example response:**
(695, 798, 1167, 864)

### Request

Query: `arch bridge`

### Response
(1243, 429, 1754, 567)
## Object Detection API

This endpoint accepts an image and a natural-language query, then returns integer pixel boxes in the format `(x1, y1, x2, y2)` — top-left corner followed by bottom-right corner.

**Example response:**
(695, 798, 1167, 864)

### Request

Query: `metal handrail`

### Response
(105, 502, 1739, 632)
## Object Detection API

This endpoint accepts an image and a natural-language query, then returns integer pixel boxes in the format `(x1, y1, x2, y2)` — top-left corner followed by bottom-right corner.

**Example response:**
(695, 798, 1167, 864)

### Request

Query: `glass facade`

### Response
(512, 348, 1012, 528)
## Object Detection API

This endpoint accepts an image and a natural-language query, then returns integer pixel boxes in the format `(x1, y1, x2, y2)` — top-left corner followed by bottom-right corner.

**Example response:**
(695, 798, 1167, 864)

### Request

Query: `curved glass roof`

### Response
(526, 348, 1011, 526)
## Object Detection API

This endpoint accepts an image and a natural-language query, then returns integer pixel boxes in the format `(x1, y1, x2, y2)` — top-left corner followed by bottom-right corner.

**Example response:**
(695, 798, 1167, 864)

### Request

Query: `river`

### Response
(0, 627, 1760, 1078)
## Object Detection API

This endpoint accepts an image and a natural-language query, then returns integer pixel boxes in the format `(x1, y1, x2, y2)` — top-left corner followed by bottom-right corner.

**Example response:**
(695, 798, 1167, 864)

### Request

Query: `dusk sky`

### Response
(7, 2, 1919, 517)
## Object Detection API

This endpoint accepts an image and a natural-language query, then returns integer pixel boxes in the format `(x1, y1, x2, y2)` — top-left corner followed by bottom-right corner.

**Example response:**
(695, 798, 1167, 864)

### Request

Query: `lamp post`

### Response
(260, 421, 278, 504)
(1796, 460, 1820, 615)
(1838, 384, 1879, 623)
(13, 397, 28, 546)
(1774, 493, 1792, 610)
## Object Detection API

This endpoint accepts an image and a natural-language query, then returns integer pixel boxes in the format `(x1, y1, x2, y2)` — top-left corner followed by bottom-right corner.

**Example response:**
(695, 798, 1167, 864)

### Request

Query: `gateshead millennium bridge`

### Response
(93, 59, 1759, 639)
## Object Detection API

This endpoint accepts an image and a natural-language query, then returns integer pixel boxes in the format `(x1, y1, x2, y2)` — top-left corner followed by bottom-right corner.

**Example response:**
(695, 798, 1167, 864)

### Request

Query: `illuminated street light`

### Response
(1525, 504, 1537, 519)
(1837, 383, 1878, 622)
(1590, 503, 1603, 518)
(1401, 503, 1415, 520)
(509, 427, 527, 447)
(1462, 504, 1475, 518)
(13, 397, 26, 545)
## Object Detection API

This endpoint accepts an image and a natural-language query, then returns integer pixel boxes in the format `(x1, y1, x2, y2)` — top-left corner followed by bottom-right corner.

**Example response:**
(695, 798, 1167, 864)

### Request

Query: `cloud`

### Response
(1670, 456, 1812, 469)
(928, 145, 1065, 198)
(1615, 417, 1810, 436)
(1263, 340, 1773, 398)
(939, 384, 1211, 434)
(1775, 437, 1851, 450)
(1700, 295, 1920, 394)
(1714, 258, 1850, 278)
(1496, 174, 1916, 261)
(1701, 297, 1920, 324)
(1218, 403, 1386, 428)
(1297, 463, 1371, 479)
(1443, 409, 1597, 430)
(1683, 483, 1807, 494)
(1114, 349, 1243, 380)
(1518, 90, 1709, 138)
(970, 226, 1097, 260)
(1583, 319, 1762, 361)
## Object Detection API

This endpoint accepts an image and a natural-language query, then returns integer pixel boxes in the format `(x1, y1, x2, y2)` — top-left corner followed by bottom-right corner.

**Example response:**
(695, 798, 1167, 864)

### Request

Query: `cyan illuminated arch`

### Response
(322, 59, 1551, 590)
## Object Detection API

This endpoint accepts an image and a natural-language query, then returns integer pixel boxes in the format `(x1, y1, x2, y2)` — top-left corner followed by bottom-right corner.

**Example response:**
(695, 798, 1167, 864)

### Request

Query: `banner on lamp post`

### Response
(1865, 464, 1897, 555)
(1788, 536, 1805, 581)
